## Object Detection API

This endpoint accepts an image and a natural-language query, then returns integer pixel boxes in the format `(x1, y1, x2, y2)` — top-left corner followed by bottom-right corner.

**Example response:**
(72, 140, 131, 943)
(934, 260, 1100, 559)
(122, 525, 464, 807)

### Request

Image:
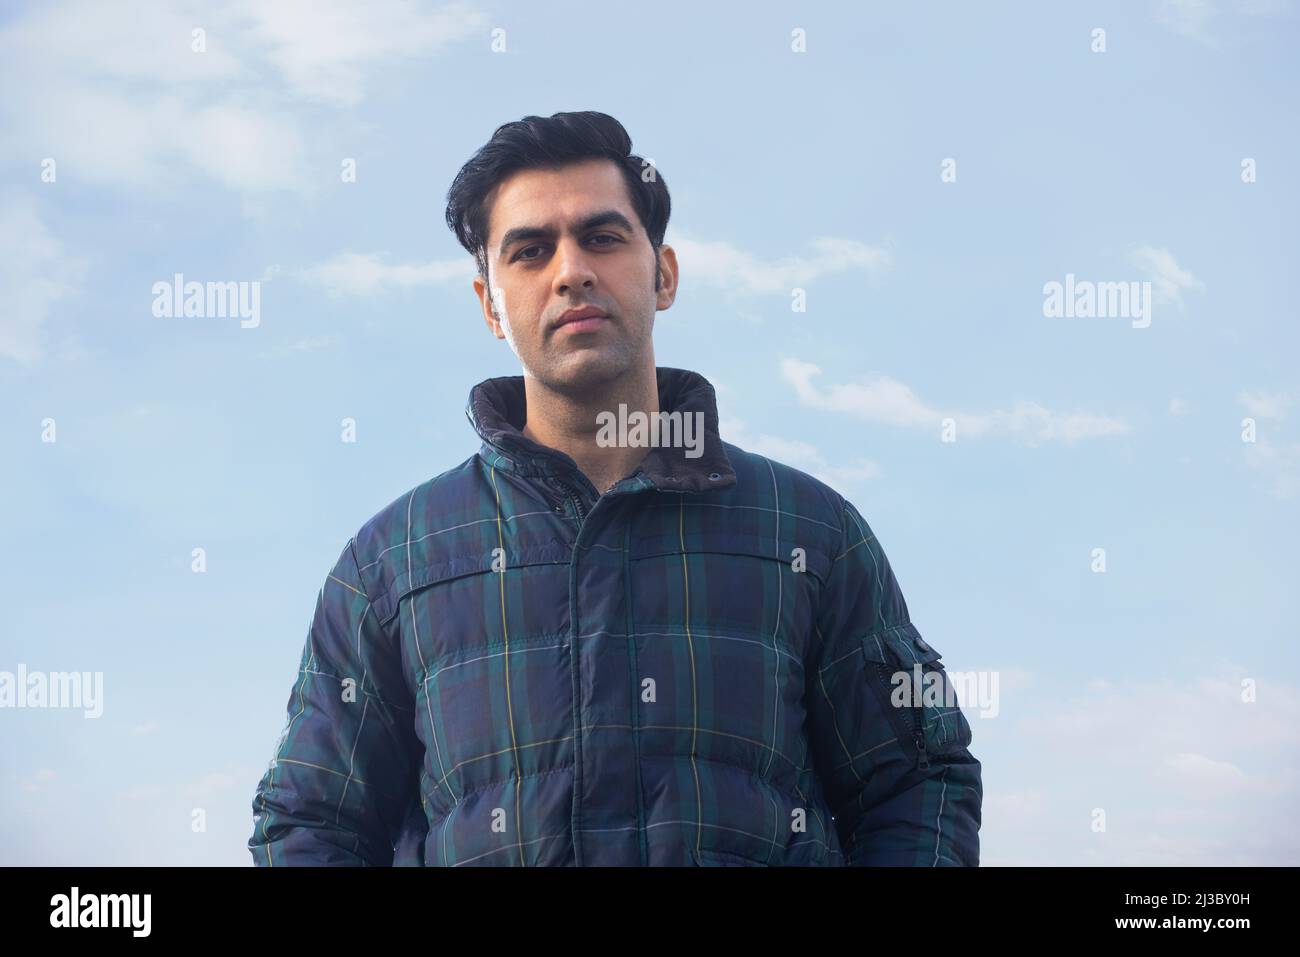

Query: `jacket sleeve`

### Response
(806, 497, 982, 866)
(248, 537, 422, 866)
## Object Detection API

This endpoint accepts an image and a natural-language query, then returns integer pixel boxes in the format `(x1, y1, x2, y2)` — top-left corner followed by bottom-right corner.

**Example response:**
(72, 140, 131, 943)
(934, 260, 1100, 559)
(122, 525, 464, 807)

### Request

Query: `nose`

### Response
(552, 237, 597, 295)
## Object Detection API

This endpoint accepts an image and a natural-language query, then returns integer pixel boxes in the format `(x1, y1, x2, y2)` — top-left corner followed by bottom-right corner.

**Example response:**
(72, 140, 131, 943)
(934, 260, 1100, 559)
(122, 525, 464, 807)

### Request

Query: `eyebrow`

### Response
(496, 210, 637, 260)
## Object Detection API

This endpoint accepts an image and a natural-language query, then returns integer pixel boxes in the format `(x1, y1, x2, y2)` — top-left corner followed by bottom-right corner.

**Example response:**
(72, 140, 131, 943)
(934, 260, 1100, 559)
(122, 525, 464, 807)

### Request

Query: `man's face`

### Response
(473, 158, 677, 395)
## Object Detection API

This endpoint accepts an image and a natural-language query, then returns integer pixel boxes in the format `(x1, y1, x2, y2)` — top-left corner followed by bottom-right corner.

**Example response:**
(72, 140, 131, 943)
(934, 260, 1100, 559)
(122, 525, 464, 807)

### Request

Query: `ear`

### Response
(473, 274, 506, 340)
(654, 244, 678, 311)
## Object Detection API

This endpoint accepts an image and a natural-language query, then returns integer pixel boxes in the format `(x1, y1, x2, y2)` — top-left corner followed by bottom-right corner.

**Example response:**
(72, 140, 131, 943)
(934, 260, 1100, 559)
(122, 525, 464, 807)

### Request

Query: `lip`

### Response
(553, 305, 609, 333)
(556, 315, 608, 334)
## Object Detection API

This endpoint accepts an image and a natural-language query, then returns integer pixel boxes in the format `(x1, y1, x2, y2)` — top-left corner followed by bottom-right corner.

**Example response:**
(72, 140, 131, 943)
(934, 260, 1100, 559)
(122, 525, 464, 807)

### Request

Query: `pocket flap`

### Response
(861, 622, 971, 756)
(860, 622, 942, 668)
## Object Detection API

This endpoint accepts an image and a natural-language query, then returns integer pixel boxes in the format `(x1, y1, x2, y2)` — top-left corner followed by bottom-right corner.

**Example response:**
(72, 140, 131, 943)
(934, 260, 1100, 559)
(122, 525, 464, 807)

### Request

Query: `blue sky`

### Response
(1, 0, 1297, 865)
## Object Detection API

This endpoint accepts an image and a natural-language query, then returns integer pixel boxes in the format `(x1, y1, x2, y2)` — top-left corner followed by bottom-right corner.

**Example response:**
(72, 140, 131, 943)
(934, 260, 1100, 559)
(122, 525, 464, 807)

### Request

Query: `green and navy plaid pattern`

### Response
(248, 366, 982, 866)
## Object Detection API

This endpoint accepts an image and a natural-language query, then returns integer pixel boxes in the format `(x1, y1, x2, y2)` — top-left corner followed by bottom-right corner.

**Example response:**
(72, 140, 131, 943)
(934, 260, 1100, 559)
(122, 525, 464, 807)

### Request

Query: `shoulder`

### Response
(345, 452, 485, 605)
(720, 439, 851, 537)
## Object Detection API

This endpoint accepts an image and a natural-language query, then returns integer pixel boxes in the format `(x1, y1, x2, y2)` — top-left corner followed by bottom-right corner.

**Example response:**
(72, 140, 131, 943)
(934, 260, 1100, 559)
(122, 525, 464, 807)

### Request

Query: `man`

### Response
(248, 111, 982, 866)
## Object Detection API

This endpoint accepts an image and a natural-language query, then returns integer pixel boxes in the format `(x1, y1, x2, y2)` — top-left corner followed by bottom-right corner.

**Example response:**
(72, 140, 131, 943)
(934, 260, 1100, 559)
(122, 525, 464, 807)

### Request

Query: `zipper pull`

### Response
(543, 477, 568, 513)
(915, 731, 929, 771)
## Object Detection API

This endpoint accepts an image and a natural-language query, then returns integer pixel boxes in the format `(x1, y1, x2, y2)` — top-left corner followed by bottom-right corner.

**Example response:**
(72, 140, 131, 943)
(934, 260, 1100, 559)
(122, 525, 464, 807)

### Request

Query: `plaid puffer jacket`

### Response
(248, 366, 982, 866)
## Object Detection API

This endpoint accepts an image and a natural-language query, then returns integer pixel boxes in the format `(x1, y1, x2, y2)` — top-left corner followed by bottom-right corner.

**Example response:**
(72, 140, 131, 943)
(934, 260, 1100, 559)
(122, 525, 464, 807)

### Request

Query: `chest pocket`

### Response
(860, 622, 973, 768)
(626, 523, 833, 660)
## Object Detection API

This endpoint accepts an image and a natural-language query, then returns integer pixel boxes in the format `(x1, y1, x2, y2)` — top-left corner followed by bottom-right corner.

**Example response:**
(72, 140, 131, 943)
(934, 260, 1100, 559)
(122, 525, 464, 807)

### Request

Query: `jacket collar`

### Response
(465, 366, 736, 494)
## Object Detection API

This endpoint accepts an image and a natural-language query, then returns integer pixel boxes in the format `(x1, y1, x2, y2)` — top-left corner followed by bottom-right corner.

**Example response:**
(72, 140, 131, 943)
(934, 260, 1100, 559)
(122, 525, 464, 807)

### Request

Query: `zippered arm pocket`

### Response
(860, 622, 973, 769)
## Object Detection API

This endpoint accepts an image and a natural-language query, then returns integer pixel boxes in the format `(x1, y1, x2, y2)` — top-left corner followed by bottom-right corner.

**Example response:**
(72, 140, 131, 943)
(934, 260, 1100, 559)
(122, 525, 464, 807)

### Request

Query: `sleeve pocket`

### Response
(859, 622, 973, 765)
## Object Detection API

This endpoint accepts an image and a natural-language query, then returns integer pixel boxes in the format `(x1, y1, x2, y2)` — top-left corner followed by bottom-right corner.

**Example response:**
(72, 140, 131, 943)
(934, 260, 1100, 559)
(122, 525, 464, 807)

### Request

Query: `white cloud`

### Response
(1238, 389, 1294, 420)
(1154, 0, 1292, 42)
(183, 768, 245, 798)
(1035, 673, 1299, 767)
(667, 233, 892, 296)
(1242, 436, 1300, 500)
(1168, 397, 1190, 415)
(720, 413, 882, 492)
(1237, 390, 1300, 499)
(989, 669, 1300, 864)
(1155, 0, 1218, 41)
(0, 195, 86, 364)
(1162, 752, 1248, 789)
(780, 358, 1130, 445)
(293, 251, 475, 296)
(241, 0, 487, 107)
(0, 0, 487, 193)
(1128, 245, 1205, 307)
(253, 334, 342, 360)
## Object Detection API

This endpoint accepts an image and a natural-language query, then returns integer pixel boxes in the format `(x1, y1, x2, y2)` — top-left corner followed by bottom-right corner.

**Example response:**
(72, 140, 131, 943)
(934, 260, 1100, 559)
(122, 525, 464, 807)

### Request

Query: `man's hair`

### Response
(445, 111, 671, 291)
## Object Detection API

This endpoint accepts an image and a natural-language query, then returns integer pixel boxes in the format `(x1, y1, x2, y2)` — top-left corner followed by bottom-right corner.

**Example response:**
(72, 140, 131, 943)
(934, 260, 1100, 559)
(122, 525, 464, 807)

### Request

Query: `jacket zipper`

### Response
(550, 477, 590, 523)
(874, 662, 929, 771)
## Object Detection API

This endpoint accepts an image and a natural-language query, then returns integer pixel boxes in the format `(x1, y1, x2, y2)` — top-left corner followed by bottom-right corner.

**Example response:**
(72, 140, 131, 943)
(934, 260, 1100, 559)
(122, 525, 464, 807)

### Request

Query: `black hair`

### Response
(445, 111, 671, 291)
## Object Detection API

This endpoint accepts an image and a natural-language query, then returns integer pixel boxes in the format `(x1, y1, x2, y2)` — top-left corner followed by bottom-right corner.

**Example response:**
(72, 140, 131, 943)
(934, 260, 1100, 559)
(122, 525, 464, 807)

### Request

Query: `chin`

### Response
(542, 351, 628, 392)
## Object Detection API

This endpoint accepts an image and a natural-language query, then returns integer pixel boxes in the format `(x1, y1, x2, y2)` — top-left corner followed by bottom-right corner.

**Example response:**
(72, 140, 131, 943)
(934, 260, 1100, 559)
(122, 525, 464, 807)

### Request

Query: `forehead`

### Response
(485, 158, 635, 239)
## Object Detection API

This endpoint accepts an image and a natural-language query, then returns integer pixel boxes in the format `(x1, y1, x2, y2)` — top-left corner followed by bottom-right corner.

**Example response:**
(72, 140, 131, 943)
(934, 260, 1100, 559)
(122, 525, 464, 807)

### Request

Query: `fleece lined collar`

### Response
(465, 365, 736, 494)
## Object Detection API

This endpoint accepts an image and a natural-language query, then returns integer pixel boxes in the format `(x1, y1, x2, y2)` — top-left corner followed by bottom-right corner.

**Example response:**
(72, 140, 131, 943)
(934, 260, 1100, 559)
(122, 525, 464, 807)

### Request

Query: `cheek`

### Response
(500, 287, 541, 334)
(615, 266, 657, 315)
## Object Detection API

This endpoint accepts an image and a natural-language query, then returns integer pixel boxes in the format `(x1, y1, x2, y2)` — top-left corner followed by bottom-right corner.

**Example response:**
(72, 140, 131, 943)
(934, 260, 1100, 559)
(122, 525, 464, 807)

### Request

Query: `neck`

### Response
(521, 363, 659, 495)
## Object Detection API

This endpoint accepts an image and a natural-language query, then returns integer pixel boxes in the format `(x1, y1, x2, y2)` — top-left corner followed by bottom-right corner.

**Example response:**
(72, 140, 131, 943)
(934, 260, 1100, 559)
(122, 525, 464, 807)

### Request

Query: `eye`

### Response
(512, 235, 622, 263)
